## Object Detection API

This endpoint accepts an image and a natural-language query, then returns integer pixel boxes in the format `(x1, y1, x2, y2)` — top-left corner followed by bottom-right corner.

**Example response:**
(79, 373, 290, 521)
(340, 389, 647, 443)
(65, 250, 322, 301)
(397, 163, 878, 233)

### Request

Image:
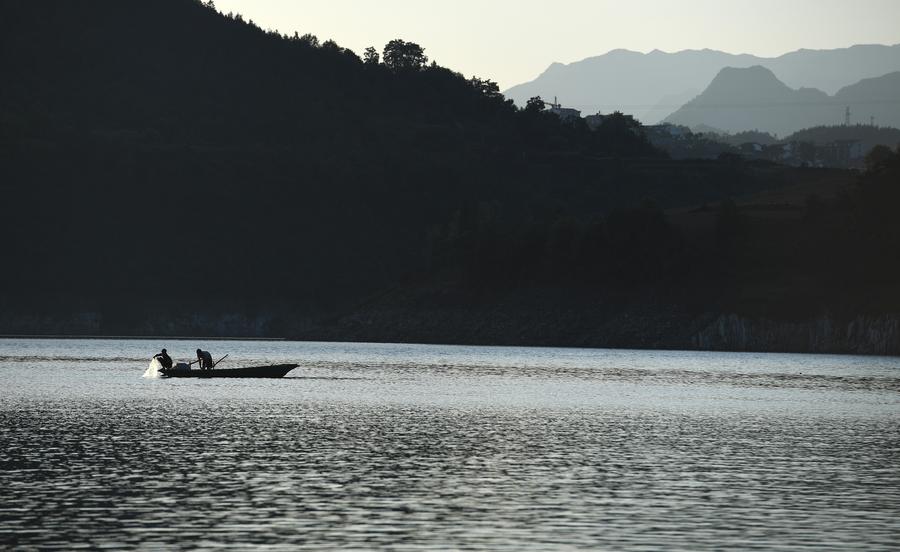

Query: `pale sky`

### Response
(212, 0, 900, 90)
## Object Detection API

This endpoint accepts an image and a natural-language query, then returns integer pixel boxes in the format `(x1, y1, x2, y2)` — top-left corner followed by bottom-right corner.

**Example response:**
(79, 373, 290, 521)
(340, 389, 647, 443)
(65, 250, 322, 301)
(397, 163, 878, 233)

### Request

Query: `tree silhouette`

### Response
(363, 46, 380, 65)
(469, 77, 501, 99)
(299, 33, 319, 47)
(383, 39, 428, 72)
(525, 97, 546, 113)
(866, 144, 896, 172)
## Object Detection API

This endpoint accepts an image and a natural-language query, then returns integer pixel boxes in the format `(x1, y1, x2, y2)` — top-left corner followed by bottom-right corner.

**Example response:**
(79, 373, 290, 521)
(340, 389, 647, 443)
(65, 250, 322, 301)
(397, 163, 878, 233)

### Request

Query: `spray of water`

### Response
(143, 358, 162, 379)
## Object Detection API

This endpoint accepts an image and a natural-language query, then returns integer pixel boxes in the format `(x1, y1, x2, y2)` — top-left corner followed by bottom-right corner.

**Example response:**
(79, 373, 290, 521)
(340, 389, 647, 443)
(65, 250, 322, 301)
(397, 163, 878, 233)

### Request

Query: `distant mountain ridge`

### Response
(504, 44, 900, 123)
(664, 66, 900, 136)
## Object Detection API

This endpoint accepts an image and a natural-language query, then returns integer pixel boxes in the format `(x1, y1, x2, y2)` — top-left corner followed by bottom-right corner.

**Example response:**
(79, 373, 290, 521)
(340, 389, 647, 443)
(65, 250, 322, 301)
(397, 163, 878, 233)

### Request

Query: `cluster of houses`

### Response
(541, 98, 870, 169)
(643, 124, 868, 168)
(547, 98, 868, 169)
(735, 138, 865, 168)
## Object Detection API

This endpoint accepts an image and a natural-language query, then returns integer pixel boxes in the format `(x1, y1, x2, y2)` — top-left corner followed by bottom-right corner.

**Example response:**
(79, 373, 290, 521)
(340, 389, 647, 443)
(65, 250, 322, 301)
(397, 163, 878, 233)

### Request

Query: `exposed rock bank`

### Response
(694, 314, 900, 355)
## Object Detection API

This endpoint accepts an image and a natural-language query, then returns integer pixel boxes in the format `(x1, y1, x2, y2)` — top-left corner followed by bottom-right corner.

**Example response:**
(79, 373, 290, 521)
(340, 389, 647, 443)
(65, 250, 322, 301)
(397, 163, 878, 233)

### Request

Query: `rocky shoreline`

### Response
(693, 314, 900, 356)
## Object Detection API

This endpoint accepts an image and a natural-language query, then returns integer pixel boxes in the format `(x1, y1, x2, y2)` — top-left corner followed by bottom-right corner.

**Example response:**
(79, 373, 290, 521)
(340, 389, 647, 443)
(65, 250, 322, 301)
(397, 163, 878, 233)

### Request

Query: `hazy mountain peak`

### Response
(538, 61, 567, 78)
(702, 65, 793, 100)
(505, 44, 900, 124)
(607, 48, 641, 56)
(723, 64, 770, 73)
(665, 66, 900, 136)
(836, 70, 900, 98)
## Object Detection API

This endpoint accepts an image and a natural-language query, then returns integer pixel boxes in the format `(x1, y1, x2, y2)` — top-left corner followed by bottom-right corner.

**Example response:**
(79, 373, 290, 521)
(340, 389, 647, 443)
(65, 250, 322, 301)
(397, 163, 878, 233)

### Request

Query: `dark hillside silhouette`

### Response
(1, 0, 898, 352)
(299, 157, 900, 354)
(784, 124, 900, 154)
(0, 0, 666, 329)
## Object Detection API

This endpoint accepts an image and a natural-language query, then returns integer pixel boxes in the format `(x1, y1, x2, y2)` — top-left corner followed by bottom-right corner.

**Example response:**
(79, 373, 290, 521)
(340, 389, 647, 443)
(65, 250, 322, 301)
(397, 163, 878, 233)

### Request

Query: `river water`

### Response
(1, 338, 898, 550)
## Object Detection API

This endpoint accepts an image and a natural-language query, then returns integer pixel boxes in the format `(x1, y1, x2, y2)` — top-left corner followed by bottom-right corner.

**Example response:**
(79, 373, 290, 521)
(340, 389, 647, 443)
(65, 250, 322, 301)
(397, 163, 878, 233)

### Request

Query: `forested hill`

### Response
(0, 0, 653, 152)
(3, 0, 892, 348)
(0, 0, 491, 143)
(0, 0, 655, 318)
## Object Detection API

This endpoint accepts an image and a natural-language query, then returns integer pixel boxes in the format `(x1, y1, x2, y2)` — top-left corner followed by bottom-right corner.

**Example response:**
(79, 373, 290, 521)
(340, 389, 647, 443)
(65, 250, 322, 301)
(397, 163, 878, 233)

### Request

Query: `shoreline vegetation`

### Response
(2, 1, 900, 356)
(2, 311, 899, 356)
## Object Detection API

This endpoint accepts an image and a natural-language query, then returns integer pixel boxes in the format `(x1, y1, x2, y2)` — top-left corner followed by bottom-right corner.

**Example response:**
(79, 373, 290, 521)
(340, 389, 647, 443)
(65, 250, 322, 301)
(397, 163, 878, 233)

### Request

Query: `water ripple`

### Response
(0, 339, 898, 550)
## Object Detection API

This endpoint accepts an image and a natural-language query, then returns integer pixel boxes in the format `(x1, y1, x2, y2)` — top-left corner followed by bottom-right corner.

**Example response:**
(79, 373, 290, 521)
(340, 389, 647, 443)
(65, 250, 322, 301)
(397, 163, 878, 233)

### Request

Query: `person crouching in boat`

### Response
(153, 349, 173, 370)
(196, 349, 214, 370)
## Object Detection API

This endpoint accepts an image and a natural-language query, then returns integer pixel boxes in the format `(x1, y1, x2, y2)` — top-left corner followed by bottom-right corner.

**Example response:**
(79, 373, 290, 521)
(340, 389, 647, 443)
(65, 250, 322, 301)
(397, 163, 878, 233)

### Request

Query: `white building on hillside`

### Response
(546, 97, 581, 122)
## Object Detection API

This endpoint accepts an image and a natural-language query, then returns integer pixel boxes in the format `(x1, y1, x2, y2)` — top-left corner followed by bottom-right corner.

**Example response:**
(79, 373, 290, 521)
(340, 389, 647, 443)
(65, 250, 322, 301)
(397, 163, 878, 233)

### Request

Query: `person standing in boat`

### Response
(196, 348, 214, 370)
(153, 349, 173, 370)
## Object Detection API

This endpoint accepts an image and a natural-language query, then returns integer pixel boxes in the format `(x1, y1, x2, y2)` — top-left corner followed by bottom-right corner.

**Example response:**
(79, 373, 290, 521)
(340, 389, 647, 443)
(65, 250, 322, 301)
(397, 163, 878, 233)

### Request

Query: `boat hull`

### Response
(160, 364, 298, 379)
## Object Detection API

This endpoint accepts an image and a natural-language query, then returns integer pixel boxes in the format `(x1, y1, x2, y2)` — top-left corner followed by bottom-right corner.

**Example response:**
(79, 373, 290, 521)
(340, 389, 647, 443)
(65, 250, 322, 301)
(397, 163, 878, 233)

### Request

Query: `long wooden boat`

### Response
(160, 363, 299, 379)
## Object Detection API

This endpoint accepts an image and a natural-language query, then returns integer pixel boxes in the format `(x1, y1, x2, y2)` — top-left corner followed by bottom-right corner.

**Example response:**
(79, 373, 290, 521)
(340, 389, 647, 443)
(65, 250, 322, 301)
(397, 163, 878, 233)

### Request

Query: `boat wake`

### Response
(143, 359, 163, 379)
